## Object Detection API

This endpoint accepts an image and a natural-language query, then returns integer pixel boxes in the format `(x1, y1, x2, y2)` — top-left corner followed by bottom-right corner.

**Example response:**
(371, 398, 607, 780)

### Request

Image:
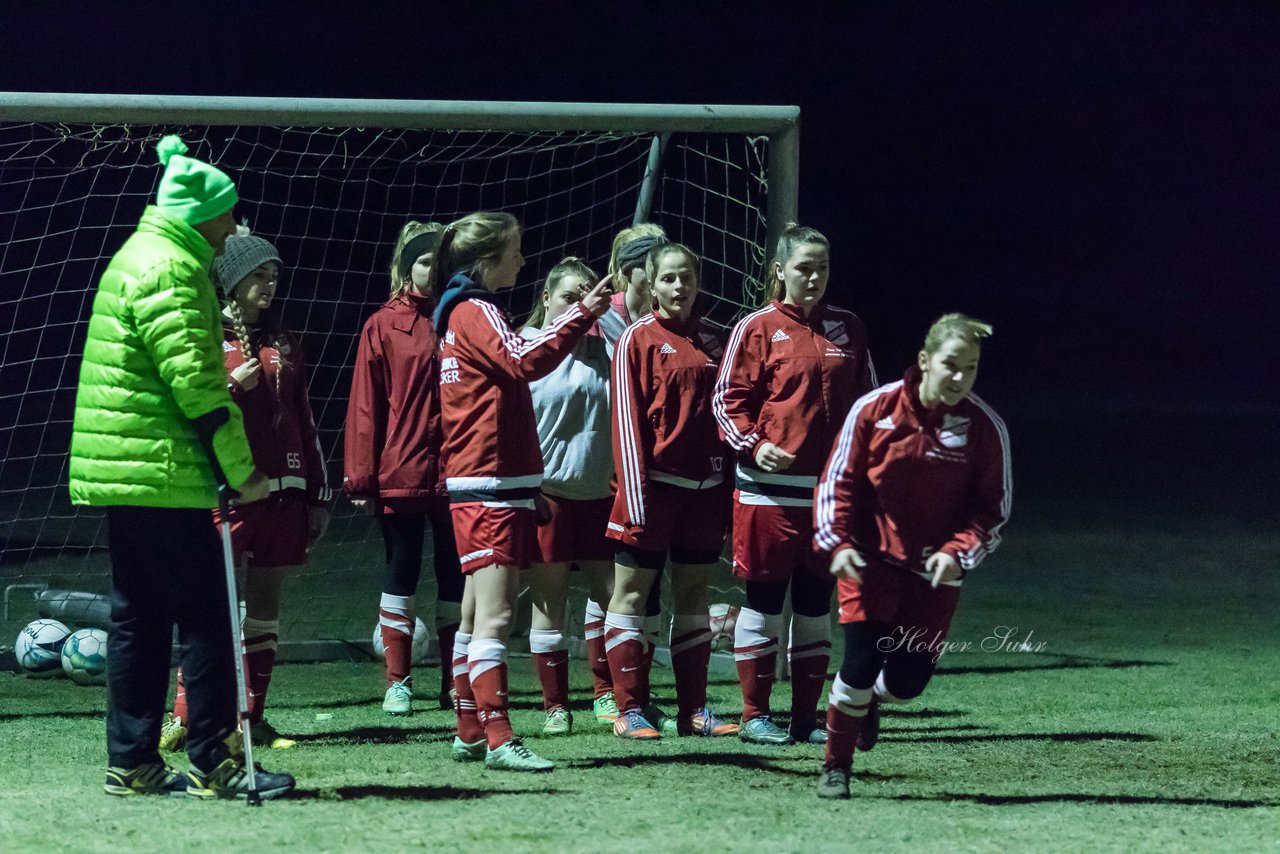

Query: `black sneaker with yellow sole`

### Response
(104, 763, 189, 797)
(186, 756, 295, 800)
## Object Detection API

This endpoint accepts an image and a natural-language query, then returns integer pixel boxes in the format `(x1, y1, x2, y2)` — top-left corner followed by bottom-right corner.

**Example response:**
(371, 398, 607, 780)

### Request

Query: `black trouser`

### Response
(105, 506, 235, 773)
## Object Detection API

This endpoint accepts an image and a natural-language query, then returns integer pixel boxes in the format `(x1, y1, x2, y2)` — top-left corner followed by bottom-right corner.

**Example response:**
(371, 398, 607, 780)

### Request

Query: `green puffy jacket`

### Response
(69, 206, 255, 508)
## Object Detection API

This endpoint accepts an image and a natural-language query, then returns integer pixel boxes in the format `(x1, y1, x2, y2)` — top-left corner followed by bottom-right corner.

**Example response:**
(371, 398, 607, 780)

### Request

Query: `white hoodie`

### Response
(520, 320, 619, 500)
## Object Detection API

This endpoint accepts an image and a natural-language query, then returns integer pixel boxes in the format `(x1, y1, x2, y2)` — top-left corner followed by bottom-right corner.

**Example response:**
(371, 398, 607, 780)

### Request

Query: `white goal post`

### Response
(0, 92, 799, 663)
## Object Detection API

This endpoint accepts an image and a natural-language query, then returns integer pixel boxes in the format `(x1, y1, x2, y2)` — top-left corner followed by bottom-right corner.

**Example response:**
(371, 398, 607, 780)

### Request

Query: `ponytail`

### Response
(766, 222, 829, 302)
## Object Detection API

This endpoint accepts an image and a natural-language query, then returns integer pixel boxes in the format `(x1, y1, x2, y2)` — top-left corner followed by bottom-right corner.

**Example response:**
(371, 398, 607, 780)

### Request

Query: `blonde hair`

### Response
(608, 223, 667, 290)
(422, 212, 520, 298)
(922, 312, 994, 355)
(524, 256, 597, 330)
(766, 222, 830, 302)
(644, 242, 700, 288)
(389, 220, 444, 300)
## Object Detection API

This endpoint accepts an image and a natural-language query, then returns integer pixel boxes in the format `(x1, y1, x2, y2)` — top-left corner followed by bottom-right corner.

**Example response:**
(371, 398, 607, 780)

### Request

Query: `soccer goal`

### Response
(0, 92, 799, 662)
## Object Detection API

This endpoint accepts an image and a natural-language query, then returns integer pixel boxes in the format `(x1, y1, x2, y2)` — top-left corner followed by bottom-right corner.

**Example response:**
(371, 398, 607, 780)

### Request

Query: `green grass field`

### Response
(2, 524, 1277, 853)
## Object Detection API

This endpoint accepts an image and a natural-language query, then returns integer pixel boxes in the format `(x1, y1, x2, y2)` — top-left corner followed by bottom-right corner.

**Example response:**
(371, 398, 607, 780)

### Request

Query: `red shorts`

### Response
(216, 495, 310, 569)
(731, 501, 826, 582)
(535, 495, 614, 565)
(606, 480, 729, 561)
(450, 503, 538, 573)
(836, 557, 962, 640)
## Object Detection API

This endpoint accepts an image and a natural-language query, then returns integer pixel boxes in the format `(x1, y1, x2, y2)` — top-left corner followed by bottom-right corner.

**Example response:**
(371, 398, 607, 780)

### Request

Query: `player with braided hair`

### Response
(345, 221, 466, 717)
(161, 227, 332, 753)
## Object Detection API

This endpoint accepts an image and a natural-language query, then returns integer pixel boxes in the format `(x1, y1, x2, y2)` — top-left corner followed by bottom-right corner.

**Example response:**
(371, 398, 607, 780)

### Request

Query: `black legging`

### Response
(743, 572, 834, 618)
(838, 621, 937, 700)
(379, 510, 464, 603)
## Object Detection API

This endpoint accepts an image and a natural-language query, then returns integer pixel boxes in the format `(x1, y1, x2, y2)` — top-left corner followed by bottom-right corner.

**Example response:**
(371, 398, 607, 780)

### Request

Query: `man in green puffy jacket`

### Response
(69, 135, 293, 800)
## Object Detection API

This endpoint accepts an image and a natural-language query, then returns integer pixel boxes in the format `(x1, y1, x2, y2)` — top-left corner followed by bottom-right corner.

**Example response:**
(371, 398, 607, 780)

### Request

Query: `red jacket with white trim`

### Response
(814, 365, 1012, 573)
(612, 312, 727, 525)
(714, 300, 875, 506)
(343, 294, 444, 499)
(437, 296, 595, 497)
(223, 316, 331, 504)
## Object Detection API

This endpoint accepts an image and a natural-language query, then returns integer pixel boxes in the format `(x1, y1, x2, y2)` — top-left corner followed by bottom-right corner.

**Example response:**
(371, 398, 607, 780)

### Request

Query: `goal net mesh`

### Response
(0, 119, 773, 655)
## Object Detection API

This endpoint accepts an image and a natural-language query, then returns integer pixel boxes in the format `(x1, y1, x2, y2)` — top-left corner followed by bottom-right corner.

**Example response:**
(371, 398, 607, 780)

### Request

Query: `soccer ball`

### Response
(61, 627, 109, 686)
(371, 617, 430, 663)
(708, 603, 740, 653)
(15, 619, 71, 676)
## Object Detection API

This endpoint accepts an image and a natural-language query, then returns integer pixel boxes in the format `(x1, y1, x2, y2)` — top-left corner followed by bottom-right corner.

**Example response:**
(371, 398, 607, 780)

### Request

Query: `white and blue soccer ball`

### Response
(15, 619, 71, 676)
(61, 627, 108, 686)
(372, 617, 430, 663)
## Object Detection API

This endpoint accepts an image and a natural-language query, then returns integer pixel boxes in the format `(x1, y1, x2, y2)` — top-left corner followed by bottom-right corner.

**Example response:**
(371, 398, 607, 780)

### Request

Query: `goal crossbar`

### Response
(0, 92, 800, 249)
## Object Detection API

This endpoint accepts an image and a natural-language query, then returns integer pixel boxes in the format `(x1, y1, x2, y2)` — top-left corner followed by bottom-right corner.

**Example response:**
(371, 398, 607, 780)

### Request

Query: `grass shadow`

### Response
(876, 791, 1277, 809)
(288, 784, 565, 802)
(569, 751, 814, 778)
(884, 723, 988, 735)
(290, 724, 455, 746)
(0, 709, 106, 720)
(937, 658, 1172, 676)
(883, 731, 1158, 744)
(880, 708, 967, 719)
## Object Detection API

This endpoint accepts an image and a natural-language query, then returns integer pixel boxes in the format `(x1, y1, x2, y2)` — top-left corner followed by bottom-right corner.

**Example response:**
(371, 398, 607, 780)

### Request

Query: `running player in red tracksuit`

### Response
(714, 224, 876, 746)
(162, 229, 332, 753)
(429, 211, 612, 773)
(345, 221, 465, 717)
(605, 242, 739, 741)
(813, 313, 1012, 799)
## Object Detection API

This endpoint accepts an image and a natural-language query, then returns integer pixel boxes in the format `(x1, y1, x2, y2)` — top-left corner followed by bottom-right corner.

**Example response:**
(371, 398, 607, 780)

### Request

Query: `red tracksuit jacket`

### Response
(814, 365, 1012, 573)
(714, 299, 876, 506)
(437, 297, 595, 500)
(223, 318, 331, 504)
(344, 294, 445, 500)
(612, 312, 727, 526)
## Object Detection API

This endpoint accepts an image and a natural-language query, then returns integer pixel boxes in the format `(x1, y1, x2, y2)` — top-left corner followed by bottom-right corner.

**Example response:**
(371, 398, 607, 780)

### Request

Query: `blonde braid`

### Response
(271, 330, 288, 428)
(226, 300, 253, 362)
(226, 298, 282, 425)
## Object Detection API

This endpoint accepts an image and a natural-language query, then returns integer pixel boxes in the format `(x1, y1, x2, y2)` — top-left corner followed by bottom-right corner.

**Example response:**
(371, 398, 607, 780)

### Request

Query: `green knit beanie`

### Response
(155, 135, 238, 225)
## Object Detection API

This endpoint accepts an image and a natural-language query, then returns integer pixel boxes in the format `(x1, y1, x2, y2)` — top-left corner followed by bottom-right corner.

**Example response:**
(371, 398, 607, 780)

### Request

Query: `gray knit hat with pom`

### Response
(215, 227, 282, 294)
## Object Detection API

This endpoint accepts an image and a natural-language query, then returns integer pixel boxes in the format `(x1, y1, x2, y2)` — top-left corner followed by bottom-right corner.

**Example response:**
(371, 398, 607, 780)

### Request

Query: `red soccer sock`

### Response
(242, 617, 279, 723)
(733, 607, 781, 722)
(584, 599, 613, 699)
(436, 616, 460, 699)
(529, 629, 570, 711)
(825, 674, 872, 771)
(451, 632, 484, 744)
(172, 666, 188, 721)
(670, 613, 712, 718)
(379, 592, 414, 686)
(789, 614, 833, 728)
(468, 638, 513, 750)
(604, 612, 648, 713)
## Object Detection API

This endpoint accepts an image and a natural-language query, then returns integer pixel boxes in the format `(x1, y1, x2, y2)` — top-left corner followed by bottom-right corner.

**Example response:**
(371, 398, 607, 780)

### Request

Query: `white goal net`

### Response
(0, 95, 799, 659)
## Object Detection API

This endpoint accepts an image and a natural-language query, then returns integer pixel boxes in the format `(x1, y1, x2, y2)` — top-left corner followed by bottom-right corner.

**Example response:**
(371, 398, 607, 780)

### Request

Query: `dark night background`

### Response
(2, 1, 1277, 531)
